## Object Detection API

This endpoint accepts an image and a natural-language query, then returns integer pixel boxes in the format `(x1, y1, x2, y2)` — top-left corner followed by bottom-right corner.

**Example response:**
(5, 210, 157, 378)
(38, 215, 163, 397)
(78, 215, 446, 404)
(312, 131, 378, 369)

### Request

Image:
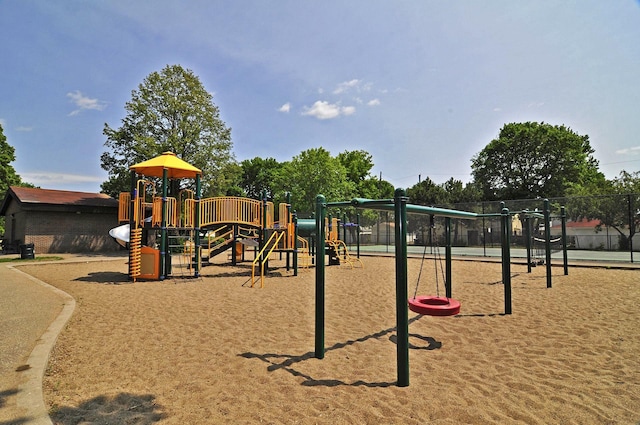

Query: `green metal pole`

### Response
(356, 213, 360, 258)
(315, 195, 326, 359)
(394, 188, 409, 387)
(501, 207, 512, 315)
(524, 211, 532, 273)
(544, 199, 552, 288)
(561, 206, 568, 275)
(194, 174, 201, 278)
(160, 168, 168, 280)
(445, 216, 452, 298)
(628, 194, 635, 263)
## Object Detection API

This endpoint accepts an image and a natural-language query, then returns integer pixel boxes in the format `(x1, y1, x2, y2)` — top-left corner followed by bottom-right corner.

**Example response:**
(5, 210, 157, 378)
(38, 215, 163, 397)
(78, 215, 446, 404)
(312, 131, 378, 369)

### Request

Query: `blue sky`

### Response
(1, 1, 639, 193)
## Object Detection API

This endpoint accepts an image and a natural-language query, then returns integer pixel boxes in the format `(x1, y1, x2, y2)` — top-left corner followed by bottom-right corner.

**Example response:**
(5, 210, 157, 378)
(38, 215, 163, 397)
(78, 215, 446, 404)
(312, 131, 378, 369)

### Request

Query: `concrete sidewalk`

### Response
(0, 254, 128, 425)
(0, 259, 76, 425)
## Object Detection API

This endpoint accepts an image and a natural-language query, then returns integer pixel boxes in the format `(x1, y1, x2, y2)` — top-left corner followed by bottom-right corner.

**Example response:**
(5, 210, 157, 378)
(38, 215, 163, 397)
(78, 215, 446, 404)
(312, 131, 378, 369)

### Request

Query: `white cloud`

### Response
(21, 171, 104, 185)
(615, 146, 640, 155)
(67, 90, 107, 116)
(341, 105, 356, 116)
(278, 102, 291, 113)
(301, 101, 356, 120)
(0, 120, 33, 131)
(333, 79, 361, 94)
(367, 99, 381, 106)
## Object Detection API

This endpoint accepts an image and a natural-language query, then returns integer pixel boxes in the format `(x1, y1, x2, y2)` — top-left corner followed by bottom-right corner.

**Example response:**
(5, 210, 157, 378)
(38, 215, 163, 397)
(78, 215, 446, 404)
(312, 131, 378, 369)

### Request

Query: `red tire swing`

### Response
(408, 295, 461, 316)
(409, 215, 461, 317)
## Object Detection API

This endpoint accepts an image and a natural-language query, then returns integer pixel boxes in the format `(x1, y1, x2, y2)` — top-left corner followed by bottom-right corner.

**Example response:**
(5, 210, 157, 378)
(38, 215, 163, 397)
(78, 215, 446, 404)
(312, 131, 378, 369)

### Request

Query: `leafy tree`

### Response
(0, 124, 22, 198)
(101, 64, 235, 197)
(567, 171, 640, 250)
(441, 178, 482, 205)
(336, 149, 395, 200)
(405, 177, 448, 240)
(335, 149, 395, 226)
(337, 150, 374, 185)
(238, 157, 285, 200)
(282, 147, 354, 213)
(0, 124, 34, 235)
(471, 122, 603, 200)
(406, 177, 448, 206)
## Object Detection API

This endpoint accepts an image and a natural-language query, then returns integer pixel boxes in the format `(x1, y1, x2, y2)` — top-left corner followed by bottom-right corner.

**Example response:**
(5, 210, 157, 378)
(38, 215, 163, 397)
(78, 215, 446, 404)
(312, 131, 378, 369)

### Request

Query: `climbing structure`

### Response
(118, 152, 301, 282)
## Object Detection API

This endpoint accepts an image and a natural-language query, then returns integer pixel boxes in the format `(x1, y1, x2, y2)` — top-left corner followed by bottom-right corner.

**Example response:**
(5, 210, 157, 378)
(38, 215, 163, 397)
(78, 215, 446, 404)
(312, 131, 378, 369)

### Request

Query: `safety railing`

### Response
(204, 228, 235, 258)
(118, 192, 130, 223)
(184, 197, 275, 229)
(152, 197, 178, 227)
(251, 230, 285, 288)
(327, 239, 363, 269)
(297, 236, 313, 268)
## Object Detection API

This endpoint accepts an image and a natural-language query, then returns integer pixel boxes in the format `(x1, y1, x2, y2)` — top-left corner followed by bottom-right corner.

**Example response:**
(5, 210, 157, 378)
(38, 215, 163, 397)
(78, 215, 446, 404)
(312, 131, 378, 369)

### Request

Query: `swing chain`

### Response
(412, 215, 445, 300)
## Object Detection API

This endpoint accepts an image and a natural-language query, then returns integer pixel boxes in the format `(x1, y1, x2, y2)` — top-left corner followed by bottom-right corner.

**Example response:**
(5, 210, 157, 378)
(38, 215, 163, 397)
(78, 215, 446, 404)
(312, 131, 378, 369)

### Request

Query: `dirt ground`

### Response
(17, 255, 640, 424)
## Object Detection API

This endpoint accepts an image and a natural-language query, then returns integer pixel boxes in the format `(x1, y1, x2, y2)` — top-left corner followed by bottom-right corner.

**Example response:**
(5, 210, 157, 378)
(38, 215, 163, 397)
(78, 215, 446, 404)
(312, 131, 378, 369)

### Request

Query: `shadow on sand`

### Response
(49, 393, 165, 425)
(240, 316, 441, 387)
(73, 271, 131, 284)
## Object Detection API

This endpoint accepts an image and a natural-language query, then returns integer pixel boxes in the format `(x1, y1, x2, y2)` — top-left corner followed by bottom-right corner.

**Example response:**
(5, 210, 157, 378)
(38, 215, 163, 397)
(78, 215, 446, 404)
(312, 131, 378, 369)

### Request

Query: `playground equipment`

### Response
(313, 190, 569, 387)
(294, 216, 363, 269)
(112, 152, 302, 283)
(315, 190, 479, 387)
(408, 215, 460, 316)
(521, 201, 569, 287)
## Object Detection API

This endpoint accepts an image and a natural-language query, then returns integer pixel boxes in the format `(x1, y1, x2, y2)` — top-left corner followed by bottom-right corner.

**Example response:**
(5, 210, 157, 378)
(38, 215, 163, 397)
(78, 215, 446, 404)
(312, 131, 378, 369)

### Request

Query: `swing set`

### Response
(408, 214, 461, 317)
(314, 190, 475, 387)
(313, 192, 568, 387)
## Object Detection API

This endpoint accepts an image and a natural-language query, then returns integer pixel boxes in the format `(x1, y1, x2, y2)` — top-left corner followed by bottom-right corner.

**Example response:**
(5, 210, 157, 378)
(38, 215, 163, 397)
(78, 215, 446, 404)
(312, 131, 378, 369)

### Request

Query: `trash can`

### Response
(19, 243, 35, 260)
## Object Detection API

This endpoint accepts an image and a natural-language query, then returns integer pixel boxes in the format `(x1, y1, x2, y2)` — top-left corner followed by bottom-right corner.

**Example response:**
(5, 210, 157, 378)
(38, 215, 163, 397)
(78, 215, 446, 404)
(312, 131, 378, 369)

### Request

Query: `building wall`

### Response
(2, 203, 26, 248)
(24, 210, 120, 253)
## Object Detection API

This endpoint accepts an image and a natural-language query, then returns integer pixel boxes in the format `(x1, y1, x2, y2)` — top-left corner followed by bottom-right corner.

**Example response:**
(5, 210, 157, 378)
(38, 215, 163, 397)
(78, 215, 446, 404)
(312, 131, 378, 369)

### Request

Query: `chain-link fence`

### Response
(331, 193, 639, 262)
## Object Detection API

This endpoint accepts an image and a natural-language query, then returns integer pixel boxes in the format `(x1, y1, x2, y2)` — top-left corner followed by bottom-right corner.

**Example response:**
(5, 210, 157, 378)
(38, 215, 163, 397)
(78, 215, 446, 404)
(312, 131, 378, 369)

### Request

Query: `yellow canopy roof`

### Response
(130, 152, 202, 179)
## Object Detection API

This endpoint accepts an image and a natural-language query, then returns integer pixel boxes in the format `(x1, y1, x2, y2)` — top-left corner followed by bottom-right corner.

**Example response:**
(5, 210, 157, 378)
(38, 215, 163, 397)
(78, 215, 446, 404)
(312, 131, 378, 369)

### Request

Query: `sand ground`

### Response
(16, 255, 640, 424)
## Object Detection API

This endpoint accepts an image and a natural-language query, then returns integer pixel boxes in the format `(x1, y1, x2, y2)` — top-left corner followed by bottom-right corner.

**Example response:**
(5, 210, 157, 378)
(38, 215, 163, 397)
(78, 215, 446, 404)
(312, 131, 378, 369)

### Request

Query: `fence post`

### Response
(315, 195, 326, 359)
(628, 194, 635, 263)
(394, 188, 409, 387)
(445, 216, 452, 298)
(544, 199, 552, 288)
(501, 207, 512, 315)
(524, 210, 532, 273)
(561, 206, 568, 275)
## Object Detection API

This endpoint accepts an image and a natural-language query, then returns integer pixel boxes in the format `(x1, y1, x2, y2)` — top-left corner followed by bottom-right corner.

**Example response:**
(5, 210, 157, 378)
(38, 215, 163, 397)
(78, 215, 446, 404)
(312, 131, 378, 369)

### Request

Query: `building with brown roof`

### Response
(1, 186, 120, 254)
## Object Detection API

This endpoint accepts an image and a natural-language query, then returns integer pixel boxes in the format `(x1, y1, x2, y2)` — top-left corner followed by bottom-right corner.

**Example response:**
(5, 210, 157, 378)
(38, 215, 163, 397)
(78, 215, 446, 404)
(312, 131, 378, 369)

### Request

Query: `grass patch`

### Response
(0, 256, 64, 263)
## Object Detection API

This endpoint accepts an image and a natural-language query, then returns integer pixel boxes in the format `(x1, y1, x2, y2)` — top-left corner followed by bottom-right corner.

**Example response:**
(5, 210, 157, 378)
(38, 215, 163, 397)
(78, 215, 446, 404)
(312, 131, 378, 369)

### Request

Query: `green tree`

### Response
(337, 150, 374, 185)
(238, 157, 285, 200)
(471, 122, 603, 200)
(0, 124, 34, 236)
(567, 171, 640, 250)
(0, 124, 22, 198)
(406, 177, 448, 242)
(406, 177, 448, 206)
(283, 147, 354, 213)
(101, 64, 235, 197)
